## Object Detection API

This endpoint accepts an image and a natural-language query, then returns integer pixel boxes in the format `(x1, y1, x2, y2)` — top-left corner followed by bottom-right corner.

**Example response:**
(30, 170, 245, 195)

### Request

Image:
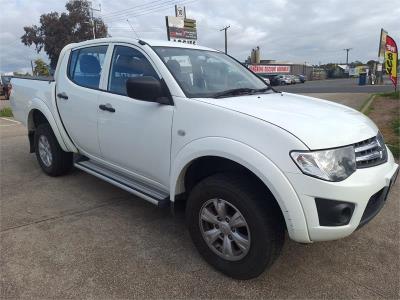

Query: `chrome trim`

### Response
(355, 151, 382, 162)
(354, 140, 379, 153)
(354, 134, 387, 168)
(74, 160, 168, 205)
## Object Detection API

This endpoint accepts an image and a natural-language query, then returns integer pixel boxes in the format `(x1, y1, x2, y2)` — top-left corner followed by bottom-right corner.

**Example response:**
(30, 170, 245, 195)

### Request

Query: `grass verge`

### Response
(0, 107, 13, 117)
(364, 94, 399, 159)
(377, 91, 399, 99)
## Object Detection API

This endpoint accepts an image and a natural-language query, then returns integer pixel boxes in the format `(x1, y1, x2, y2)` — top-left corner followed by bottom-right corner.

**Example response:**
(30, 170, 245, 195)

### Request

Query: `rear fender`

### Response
(27, 98, 76, 152)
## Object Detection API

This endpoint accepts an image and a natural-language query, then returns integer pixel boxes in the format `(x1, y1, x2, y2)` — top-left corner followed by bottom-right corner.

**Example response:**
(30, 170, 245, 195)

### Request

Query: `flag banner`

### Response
(378, 28, 388, 58)
(385, 35, 398, 88)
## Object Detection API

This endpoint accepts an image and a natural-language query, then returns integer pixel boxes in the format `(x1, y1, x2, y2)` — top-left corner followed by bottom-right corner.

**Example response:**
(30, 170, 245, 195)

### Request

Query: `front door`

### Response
(97, 45, 174, 188)
(57, 45, 108, 157)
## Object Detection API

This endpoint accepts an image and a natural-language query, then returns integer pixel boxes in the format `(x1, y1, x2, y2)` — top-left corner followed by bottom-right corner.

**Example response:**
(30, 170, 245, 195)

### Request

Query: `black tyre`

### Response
(34, 123, 73, 176)
(186, 173, 285, 279)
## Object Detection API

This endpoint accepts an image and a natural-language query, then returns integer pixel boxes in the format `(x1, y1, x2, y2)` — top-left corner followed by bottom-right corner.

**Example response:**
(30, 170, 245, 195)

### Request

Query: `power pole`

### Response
(220, 25, 230, 54)
(89, 2, 101, 39)
(343, 48, 352, 65)
(30, 60, 35, 76)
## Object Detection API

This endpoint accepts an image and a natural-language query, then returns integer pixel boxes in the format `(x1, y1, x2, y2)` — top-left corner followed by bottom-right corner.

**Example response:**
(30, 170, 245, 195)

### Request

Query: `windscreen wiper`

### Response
(213, 86, 276, 98)
(214, 88, 254, 98)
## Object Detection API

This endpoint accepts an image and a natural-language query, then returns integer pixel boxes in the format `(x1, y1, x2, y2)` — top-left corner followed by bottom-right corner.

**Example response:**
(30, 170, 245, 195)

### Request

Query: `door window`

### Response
(68, 45, 108, 89)
(108, 46, 158, 96)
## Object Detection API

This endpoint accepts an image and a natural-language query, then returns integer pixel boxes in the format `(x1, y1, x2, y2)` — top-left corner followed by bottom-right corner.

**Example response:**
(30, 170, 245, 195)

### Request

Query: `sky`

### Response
(0, 0, 399, 74)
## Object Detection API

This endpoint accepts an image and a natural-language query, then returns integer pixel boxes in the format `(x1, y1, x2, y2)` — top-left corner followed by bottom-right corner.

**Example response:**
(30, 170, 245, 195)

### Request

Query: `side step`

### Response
(74, 157, 170, 208)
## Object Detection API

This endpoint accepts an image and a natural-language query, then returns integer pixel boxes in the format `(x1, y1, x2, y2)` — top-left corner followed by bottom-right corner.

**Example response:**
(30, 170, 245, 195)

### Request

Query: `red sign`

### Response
(385, 35, 398, 88)
(249, 65, 290, 74)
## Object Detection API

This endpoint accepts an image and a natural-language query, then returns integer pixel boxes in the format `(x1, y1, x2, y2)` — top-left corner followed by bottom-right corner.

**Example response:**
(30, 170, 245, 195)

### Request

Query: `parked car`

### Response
(0, 77, 3, 96)
(10, 38, 399, 280)
(1, 75, 12, 99)
(288, 75, 297, 84)
(297, 74, 306, 83)
(293, 75, 302, 84)
(257, 74, 270, 85)
(258, 74, 281, 86)
(275, 74, 292, 85)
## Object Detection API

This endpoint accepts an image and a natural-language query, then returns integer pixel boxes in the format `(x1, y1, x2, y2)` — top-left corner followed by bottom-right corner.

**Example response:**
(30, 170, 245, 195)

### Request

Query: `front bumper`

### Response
(285, 146, 398, 242)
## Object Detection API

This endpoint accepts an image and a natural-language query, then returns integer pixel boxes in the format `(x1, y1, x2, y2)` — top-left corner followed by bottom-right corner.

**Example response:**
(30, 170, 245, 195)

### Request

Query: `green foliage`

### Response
(320, 63, 345, 79)
(33, 58, 50, 76)
(393, 118, 400, 137)
(377, 91, 400, 99)
(12, 72, 31, 76)
(349, 60, 364, 67)
(21, 0, 108, 69)
(388, 144, 399, 159)
(0, 107, 13, 117)
(388, 117, 400, 158)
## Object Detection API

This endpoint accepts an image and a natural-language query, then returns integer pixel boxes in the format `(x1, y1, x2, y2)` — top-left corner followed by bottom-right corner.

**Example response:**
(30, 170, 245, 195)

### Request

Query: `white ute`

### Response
(10, 38, 399, 279)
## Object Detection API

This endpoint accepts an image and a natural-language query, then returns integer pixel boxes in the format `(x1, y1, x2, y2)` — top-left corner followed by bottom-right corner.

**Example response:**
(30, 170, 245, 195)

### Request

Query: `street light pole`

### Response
(220, 25, 230, 54)
(343, 48, 352, 65)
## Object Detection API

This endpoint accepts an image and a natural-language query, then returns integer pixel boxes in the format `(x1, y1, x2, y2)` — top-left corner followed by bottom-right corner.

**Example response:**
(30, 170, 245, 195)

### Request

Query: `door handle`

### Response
(57, 92, 68, 100)
(99, 103, 115, 113)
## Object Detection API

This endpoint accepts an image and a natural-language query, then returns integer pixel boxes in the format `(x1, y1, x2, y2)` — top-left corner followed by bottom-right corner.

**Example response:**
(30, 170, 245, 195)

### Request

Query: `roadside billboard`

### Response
(166, 6, 197, 45)
(385, 35, 398, 89)
(249, 65, 290, 74)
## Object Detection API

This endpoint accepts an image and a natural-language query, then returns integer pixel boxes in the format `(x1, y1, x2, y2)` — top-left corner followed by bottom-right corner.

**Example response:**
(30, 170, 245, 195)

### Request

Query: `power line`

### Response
(100, 0, 167, 18)
(101, 0, 197, 23)
(126, 19, 140, 38)
(101, 0, 180, 21)
(101, 0, 176, 20)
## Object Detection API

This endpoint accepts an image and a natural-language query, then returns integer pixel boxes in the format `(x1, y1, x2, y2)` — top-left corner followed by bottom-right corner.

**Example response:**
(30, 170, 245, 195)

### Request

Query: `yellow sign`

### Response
(385, 35, 398, 88)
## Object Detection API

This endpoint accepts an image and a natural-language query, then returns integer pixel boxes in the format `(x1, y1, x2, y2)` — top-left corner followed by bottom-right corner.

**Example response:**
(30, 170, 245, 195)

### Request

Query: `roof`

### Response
(67, 37, 217, 52)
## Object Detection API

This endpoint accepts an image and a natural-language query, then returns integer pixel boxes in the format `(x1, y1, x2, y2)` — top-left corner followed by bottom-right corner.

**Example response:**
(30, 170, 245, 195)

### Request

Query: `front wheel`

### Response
(186, 173, 285, 279)
(34, 123, 73, 176)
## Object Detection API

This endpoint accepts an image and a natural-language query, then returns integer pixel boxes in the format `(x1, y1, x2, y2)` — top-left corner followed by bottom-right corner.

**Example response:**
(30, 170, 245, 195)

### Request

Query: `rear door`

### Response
(56, 45, 109, 157)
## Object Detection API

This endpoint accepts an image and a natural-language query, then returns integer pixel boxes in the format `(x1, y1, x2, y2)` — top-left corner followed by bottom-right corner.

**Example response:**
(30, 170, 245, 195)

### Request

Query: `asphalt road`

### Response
(1, 109, 399, 298)
(278, 78, 394, 93)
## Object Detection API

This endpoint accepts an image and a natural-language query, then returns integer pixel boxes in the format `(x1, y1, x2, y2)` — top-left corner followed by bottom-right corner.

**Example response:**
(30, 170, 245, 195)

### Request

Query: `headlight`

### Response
(290, 146, 356, 181)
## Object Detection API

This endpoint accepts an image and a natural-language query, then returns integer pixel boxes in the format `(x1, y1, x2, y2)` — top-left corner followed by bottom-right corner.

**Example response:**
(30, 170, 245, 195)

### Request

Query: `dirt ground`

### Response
(368, 96, 400, 158)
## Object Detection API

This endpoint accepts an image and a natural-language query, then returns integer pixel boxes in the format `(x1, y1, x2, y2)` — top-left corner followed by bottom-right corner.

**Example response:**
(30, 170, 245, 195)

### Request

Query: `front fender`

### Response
(170, 137, 311, 243)
(27, 98, 77, 152)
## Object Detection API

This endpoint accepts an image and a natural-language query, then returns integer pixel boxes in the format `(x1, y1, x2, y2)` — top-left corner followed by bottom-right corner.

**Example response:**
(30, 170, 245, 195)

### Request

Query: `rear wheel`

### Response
(186, 173, 284, 279)
(34, 123, 73, 176)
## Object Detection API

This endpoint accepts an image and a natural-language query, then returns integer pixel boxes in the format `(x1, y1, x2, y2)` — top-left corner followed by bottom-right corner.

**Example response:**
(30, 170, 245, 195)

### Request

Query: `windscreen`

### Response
(153, 47, 267, 98)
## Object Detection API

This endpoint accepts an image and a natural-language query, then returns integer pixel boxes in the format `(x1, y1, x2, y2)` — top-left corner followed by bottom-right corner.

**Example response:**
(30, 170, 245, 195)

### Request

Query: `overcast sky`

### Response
(0, 0, 399, 73)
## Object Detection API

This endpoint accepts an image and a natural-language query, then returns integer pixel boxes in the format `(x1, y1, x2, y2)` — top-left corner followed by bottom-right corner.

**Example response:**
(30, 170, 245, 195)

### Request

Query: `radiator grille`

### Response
(354, 133, 387, 168)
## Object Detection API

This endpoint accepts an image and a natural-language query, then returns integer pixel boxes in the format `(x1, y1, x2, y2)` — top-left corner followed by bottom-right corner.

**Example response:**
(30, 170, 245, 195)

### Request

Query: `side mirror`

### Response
(126, 76, 171, 105)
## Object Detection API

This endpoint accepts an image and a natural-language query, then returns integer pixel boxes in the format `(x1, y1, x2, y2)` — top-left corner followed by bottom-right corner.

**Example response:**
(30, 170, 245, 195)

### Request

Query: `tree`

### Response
(349, 60, 364, 68)
(33, 59, 50, 76)
(366, 60, 378, 72)
(21, 0, 107, 69)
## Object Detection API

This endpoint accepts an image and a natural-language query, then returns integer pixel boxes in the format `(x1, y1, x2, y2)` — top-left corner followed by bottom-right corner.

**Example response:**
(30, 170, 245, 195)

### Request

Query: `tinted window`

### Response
(154, 47, 266, 98)
(108, 46, 158, 95)
(68, 45, 108, 89)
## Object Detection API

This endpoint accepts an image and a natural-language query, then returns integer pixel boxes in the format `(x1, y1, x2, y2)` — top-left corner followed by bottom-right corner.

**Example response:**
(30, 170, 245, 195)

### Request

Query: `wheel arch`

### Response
(27, 100, 69, 153)
(170, 137, 311, 243)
